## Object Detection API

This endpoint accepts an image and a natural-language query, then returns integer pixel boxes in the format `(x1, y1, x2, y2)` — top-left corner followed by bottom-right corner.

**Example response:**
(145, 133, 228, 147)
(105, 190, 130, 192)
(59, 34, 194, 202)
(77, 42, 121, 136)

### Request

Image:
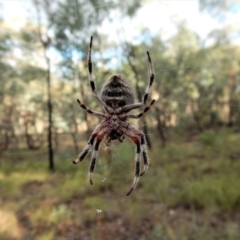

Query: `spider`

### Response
(73, 36, 155, 196)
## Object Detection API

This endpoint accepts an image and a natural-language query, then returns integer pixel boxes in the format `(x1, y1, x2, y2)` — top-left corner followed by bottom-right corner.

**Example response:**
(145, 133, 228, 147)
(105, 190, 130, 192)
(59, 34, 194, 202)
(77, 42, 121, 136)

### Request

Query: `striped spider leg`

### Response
(87, 36, 113, 114)
(123, 101, 155, 196)
(73, 35, 156, 195)
(115, 50, 155, 114)
(73, 100, 110, 184)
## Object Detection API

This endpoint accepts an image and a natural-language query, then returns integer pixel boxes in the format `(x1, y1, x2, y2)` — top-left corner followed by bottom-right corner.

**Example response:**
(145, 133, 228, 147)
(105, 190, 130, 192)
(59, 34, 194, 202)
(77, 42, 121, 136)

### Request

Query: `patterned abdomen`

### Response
(100, 74, 135, 109)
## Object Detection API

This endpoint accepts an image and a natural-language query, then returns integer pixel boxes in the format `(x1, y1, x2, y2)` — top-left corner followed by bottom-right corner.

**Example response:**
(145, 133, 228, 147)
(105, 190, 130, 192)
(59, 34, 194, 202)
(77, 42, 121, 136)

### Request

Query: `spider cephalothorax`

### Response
(73, 36, 155, 196)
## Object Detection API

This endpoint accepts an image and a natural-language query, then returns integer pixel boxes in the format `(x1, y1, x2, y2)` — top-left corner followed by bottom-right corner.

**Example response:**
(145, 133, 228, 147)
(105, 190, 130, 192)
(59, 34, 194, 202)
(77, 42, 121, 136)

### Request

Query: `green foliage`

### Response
(196, 129, 222, 147)
(0, 130, 240, 238)
(183, 175, 240, 211)
(1, 0, 240, 238)
(199, 0, 237, 20)
(50, 204, 73, 224)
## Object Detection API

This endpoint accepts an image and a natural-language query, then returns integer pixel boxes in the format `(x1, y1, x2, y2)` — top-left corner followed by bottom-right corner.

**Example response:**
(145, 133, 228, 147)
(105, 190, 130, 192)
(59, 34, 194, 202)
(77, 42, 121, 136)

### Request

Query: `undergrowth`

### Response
(0, 128, 240, 239)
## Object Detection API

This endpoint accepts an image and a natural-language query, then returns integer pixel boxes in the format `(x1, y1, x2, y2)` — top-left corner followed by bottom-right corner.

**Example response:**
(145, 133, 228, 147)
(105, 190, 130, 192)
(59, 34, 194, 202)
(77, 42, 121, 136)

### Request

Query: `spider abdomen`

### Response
(100, 74, 135, 109)
(74, 36, 155, 195)
(108, 129, 124, 140)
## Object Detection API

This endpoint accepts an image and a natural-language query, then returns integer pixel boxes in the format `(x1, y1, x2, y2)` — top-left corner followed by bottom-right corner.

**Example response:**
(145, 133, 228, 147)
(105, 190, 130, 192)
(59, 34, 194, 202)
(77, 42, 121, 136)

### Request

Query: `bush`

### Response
(196, 130, 222, 147)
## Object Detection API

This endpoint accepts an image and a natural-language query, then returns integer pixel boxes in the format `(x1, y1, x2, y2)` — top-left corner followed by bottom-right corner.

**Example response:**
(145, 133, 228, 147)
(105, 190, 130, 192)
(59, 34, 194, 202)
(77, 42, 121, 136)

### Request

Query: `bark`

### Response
(23, 114, 44, 150)
(46, 54, 54, 171)
(190, 101, 203, 132)
(0, 104, 19, 150)
(228, 69, 236, 127)
(0, 132, 9, 151)
(155, 107, 166, 147)
(35, 0, 54, 171)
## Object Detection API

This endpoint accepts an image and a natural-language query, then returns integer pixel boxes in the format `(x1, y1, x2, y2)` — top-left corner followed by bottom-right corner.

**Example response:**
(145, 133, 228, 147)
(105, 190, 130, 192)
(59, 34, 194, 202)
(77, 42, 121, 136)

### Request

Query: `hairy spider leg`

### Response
(87, 36, 113, 113)
(117, 99, 154, 177)
(89, 132, 106, 185)
(126, 136, 141, 196)
(125, 99, 155, 119)
(146, 51, 155, 96)
(73, 126, 100, 164)
(140, 135, 149, 176)
(116, 51, 155, 114)
(74, 36, 156, 195)
(76, 99, 107, 117)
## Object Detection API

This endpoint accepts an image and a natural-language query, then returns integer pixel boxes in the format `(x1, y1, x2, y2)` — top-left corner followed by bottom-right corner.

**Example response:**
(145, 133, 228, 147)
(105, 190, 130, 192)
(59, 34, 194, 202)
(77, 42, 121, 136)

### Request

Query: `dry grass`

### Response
(0, 128, 240, 239)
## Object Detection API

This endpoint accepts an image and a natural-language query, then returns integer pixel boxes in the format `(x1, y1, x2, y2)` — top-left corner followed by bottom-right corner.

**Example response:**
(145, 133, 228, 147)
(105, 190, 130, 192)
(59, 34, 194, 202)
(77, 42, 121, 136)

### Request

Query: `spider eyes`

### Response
(108, 92, 122, 97)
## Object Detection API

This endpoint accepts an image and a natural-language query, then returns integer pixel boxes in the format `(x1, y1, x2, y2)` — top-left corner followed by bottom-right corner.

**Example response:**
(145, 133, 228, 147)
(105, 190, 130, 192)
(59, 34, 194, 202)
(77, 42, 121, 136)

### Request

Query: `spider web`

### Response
(1, 0, 240, 239)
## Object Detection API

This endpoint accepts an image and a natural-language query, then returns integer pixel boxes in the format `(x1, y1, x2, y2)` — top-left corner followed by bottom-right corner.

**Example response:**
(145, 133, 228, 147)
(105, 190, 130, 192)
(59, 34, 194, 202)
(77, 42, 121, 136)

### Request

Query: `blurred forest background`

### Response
(1, 0, 240, 239)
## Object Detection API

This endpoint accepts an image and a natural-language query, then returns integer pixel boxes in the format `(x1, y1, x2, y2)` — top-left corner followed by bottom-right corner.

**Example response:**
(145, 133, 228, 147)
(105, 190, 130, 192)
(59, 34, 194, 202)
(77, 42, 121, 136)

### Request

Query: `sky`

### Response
(1, 0, 240, 69)
(1, 0, 240, 43)
(99, 1, 217, 42)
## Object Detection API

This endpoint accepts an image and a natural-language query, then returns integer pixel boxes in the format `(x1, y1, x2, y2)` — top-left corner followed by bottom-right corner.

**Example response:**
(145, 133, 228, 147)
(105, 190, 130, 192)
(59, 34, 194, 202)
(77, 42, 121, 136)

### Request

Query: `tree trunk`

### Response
(35, 0, 54, 170)
(46, 55, 54, 171)
(23, 114, 43, 150)
(190, 101, 203, 132)
(228, 70, 236, 127)
(155, 107, 166, 147)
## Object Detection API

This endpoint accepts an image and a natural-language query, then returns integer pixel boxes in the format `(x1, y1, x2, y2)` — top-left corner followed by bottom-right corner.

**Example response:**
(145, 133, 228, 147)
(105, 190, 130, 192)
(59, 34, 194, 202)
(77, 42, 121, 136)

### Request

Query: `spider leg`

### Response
(77, 99, 107, 117)
(87, 36, 113, 113)
(125, 125, 150, 195)
(73, 126, 101, 164)
(89, 132, 105, 185)
(140, 135, 149, 176)
(125, 99, 155, 119)
(116, 51, 155, 114)
(126, 136, 141, 196)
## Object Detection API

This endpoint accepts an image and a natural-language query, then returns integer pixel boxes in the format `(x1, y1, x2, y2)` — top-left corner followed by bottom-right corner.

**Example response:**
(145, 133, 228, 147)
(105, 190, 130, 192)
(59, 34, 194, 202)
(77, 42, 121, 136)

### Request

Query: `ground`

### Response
(0, 128, 240, 240)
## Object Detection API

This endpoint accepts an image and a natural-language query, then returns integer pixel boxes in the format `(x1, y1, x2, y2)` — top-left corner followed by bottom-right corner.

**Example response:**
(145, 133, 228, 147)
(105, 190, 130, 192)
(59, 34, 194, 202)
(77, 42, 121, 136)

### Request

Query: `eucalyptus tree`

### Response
(0, 23, 48, 151)
(117, 25, 240, 138)
(199, 0, 240, 127)
(199, 0, 238, 20)
(29, 0, 142, 169)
